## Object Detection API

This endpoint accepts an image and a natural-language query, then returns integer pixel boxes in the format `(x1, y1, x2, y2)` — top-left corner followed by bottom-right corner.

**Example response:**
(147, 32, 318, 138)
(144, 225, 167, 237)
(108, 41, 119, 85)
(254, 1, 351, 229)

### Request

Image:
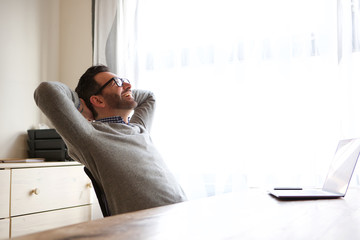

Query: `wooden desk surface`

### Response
(14, 188, 360, 240)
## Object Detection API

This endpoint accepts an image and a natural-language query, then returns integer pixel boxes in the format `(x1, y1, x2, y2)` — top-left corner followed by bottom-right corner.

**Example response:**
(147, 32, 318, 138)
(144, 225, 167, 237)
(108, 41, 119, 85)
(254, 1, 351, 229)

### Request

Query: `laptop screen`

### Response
(322, 138, 360, 194)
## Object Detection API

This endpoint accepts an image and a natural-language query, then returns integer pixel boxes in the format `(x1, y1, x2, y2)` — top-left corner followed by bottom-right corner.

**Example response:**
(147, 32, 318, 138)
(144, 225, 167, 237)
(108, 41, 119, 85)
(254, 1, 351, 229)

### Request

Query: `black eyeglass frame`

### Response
(94, 77, 130, 95)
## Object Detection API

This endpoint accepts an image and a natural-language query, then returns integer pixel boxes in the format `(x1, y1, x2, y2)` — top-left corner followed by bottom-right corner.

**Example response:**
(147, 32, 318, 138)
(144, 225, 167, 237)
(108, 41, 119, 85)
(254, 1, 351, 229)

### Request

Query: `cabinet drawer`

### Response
(11, 166, 91, 216)
(0, 170, 10, 218)
(0, 218, 9, 240)
(11, 205, 91, 238)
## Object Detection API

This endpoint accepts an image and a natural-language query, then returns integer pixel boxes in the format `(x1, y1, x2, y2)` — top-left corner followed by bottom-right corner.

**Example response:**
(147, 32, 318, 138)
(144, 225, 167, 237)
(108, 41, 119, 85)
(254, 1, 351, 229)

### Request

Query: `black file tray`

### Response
(28, 149, 66, 161)
(28, 129, 61, 140)
(27, 139, 66, 151)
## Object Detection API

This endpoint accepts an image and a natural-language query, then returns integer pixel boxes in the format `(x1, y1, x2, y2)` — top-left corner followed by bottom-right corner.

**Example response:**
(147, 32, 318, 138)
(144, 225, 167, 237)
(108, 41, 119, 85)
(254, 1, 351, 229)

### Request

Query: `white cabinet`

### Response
(0, 170, 10, 219)
(0, 162, 95, 239)
(11, 205, 91, 237)
(11, 165, 91, 216)
(0, 219, 9, 240)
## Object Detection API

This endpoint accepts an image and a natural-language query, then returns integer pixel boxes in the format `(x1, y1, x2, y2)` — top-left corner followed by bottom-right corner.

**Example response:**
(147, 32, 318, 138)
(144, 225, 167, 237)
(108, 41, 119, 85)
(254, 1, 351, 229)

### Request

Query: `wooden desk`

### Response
(13, 188, 360, 240)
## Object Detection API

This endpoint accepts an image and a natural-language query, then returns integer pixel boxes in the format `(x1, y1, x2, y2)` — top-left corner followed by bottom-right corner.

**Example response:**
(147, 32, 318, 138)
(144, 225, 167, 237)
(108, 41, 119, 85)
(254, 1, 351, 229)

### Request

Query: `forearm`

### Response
(131, 90, 156, 131)
(34, 81, 91, 141)
(34, 81, 80, 112)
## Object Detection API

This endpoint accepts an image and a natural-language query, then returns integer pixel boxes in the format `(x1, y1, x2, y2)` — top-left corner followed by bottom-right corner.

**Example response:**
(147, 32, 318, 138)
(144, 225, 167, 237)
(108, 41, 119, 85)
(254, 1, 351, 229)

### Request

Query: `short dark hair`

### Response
(75, 65, 110, 118)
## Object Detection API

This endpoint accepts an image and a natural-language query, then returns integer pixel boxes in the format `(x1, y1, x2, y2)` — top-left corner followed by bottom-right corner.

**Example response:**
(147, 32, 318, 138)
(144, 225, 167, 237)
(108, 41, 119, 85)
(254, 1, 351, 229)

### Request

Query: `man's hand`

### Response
(79, 98, 94, 121)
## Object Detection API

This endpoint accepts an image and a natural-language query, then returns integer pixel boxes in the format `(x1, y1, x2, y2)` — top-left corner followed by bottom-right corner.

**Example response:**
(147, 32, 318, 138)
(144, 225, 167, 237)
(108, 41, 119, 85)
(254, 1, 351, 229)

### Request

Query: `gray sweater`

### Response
(34, 82, 187, 215)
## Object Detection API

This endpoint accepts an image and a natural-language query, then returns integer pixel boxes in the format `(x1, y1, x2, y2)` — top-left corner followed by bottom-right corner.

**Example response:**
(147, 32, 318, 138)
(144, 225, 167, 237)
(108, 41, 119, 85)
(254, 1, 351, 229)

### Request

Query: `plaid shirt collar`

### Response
(96, 116, 131, 125)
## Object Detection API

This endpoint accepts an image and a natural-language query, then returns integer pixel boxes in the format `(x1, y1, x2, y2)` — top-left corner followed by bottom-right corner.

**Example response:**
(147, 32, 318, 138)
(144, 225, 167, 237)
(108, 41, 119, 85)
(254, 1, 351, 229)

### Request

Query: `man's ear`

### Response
(90, 95, 105, 108)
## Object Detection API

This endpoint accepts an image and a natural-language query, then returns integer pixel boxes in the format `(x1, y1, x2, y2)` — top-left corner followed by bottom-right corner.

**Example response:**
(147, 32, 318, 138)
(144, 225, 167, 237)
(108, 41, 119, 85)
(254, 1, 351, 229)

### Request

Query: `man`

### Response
(34, 65, 187, 215)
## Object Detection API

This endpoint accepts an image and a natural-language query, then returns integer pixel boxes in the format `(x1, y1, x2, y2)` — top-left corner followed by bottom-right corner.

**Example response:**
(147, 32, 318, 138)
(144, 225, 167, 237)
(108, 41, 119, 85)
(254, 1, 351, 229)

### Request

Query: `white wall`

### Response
(0, 0, 92, 158)
(59, 0, 92, 89)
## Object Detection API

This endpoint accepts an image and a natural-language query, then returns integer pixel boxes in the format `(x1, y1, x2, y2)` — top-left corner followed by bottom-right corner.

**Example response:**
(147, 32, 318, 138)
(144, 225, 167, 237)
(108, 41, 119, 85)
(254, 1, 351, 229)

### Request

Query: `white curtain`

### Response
(94, 0, 360, 200)
(93, 0, 138, 79)
(92, 0, 116, 67)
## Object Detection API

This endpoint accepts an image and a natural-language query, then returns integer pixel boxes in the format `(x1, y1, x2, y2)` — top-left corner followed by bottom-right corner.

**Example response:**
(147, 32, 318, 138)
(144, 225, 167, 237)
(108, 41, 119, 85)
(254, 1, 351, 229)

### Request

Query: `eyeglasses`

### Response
(94, 77, 130, 95)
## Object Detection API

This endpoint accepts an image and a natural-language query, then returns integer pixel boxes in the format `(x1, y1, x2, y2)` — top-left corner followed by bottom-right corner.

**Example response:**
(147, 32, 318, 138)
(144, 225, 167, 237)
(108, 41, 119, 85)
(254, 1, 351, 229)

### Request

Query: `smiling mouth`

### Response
(122, 92, 132, 98)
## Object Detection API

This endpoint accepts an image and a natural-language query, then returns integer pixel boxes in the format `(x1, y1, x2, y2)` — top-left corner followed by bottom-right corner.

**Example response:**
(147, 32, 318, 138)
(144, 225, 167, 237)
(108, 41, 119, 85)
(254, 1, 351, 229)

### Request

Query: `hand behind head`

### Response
(79, 98, 94, 121)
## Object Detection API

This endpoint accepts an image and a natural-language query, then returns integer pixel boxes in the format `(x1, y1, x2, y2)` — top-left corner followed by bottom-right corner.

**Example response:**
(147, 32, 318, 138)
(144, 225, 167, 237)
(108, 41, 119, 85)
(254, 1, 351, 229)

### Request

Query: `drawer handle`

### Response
(86, 183, 92, 188)
(31, 188, 40, 195)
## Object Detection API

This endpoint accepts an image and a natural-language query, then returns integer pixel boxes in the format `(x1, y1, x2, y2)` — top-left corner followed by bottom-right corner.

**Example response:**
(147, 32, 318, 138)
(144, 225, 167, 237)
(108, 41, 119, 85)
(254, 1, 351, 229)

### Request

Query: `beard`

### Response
(103, 93, 138, 110)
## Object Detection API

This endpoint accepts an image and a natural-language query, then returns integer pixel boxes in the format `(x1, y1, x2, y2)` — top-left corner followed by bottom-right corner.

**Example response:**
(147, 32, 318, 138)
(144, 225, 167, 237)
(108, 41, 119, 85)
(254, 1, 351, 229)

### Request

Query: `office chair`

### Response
(83, 167, 111, 217)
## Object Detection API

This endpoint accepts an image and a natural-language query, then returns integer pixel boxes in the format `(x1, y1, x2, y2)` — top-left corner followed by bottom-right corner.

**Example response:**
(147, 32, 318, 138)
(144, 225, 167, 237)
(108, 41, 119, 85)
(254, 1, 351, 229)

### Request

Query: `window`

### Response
(94, 0, 360, 199)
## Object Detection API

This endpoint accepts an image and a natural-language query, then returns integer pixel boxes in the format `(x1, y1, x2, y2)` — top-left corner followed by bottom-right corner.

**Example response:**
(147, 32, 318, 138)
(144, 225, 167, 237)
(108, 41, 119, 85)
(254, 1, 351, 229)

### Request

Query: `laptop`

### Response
(268, 138, 360, 200)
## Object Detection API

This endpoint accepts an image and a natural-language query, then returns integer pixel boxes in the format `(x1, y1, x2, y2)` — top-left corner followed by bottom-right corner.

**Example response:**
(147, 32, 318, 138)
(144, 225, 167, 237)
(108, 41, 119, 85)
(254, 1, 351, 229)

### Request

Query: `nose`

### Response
(122, 81, 131, 90)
